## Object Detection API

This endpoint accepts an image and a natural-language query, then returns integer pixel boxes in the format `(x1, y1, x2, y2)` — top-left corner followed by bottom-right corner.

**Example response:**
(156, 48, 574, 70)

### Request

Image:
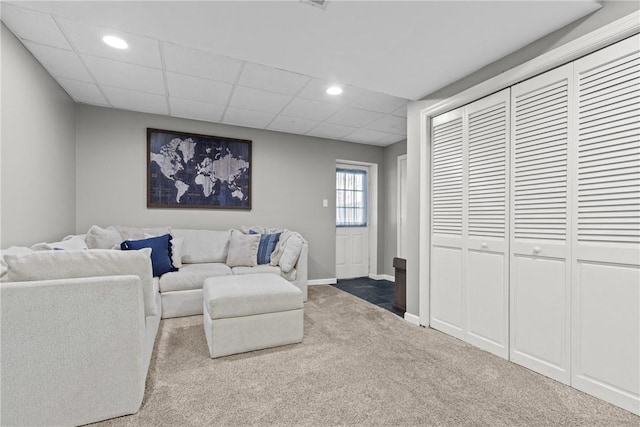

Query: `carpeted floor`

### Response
(93, 285, 639, 426)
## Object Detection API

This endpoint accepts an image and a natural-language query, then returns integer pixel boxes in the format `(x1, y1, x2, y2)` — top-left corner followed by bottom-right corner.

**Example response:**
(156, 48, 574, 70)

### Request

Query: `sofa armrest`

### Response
(294, 242, 308, 302)
(1, 275, 146, 426)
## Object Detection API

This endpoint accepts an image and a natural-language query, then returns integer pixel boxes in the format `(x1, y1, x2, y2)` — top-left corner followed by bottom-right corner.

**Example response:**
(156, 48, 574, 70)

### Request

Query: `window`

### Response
(336, 168, 367, 227)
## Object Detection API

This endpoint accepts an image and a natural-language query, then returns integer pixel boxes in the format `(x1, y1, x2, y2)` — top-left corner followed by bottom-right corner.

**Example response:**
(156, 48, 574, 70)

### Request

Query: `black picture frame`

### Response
(147, 128, 251, 209)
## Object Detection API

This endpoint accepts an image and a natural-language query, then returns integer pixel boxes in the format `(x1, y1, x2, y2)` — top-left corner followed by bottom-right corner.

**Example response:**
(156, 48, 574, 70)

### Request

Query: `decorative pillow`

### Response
(121, 234, 177, 277)
(5, 248, 157, 316)
(85, 225, 122, 249)
(0, 246, 34, 282)
(277, 233, 305, 273)
(249, 231, 281, 265)
(226, 230, 259, 267)
(171, 237, 184, 269)
(145, 233, 183, 269)
(31, 235, 88, 251)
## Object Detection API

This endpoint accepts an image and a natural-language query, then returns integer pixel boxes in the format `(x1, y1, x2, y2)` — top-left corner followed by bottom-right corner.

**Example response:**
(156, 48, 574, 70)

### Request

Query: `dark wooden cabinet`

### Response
(393, 257, 406, 312)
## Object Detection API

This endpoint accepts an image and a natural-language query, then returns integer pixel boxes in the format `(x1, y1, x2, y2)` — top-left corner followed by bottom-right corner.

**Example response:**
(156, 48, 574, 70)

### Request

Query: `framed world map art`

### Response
(147, 128, 251, 209)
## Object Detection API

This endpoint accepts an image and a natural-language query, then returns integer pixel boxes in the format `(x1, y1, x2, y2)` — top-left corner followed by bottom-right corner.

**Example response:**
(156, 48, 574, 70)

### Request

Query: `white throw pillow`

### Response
(172, 229, 231, 263)
(30, 235, 88, 251)
(171, 237, 184, 268)
(0, 246, 34, 282)
(277, 232, 305, 273)
(5, 248, 157, 316)
(85, 225, 122, 249)
(226, 230, 259, 267)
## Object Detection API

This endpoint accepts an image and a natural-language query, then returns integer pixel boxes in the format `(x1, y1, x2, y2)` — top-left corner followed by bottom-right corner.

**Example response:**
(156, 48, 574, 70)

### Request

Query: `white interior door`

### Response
(398, 154, 408, 259)
(464, 89, 510, 359)
(571, 34, 640, 415)
(510, 63, 573, 384)
(430, 108, 465, 339)
(336, 165, 369, 279)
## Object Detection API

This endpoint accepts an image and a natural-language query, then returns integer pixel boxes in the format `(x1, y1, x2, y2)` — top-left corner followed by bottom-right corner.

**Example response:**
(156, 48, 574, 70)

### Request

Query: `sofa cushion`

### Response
(226, 230, 259, 267)
(272, 232, 305, 273)
(116, 225, 172, 240)
(86, 225, 122, 249)
(172, 229, 230, 263)
(203, 274, 303, 319)
(5, 249, 158, 316)
(158, 263, 232, 293)
(232, 265, 282, 276)
(121, 234, 178, 277)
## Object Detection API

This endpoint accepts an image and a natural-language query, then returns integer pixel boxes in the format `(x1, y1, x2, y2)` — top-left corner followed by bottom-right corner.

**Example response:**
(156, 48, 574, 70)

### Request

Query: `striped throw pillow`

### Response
(249, 231, 281, 265)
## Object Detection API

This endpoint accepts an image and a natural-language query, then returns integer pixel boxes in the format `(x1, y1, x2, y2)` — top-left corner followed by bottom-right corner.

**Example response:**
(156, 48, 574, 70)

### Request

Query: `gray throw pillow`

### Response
(226, 230, 259, 267)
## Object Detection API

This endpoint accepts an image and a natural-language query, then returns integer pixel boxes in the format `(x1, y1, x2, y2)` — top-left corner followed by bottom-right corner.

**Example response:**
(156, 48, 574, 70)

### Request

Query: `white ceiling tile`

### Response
(57, 17, 161, 68)
(166, 72, 233, 105)
(229, 86, 292, 114)
(325, 108, 383, 128)
(349, 92, 409, 114)
(366, 115, 407, 135)
(238, 63, 310, 96)
(101, 86, 168, 116)
(376, 133, 406, 146)
(279, 98, 342, 121)
(297, 78, 365, 105)
(56, 78, 109, 106)
(267, 116, 318, 134)
(222, 107, 275, 129)
(169, 98, 225, 123)
(0, 4, 71, 49)
(83, 56, 165, 95)
(391, 105, 407, 118)
(25, 42, 92, 82)
(306, 123, 357, 140)
(162, 43, 243, 83)
(342, 128, 390, 144)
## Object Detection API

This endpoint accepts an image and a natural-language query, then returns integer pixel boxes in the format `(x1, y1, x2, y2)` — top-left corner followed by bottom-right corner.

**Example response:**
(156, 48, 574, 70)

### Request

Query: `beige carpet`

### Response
(94, 285, 639, 426)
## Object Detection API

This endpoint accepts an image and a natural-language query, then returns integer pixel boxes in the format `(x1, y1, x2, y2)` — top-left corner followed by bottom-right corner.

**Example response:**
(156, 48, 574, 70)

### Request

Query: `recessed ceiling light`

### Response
(103, 35, 128, 49)
(326, 86, 343, 95)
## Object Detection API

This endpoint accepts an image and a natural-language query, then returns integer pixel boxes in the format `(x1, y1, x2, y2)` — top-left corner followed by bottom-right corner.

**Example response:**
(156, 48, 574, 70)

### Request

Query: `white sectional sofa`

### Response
(0, 226, 308, 426)
(161, 228, 308, 318)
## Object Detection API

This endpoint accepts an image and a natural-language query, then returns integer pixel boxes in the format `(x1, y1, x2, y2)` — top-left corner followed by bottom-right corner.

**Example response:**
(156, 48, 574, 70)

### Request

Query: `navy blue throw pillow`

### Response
(121, 234, 177, 277)
(249, 231, 281, 265)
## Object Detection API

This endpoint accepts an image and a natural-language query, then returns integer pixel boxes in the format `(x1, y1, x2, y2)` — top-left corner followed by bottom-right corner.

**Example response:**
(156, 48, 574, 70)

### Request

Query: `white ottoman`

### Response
(203, 274, 303, 358)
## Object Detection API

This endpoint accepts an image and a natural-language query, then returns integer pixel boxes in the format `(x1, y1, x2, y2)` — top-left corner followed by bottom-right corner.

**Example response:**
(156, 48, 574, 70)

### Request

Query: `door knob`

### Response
(481, 242, 488, 249)
(533, 246, 541, 254)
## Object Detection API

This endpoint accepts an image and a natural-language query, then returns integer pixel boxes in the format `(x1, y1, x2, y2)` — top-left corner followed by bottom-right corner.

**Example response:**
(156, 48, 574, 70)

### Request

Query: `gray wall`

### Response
(75, 105, 385, 280)
(0, 23, 76, 247)
(381, 139, 406, 276)
(405, 0, 639, 317)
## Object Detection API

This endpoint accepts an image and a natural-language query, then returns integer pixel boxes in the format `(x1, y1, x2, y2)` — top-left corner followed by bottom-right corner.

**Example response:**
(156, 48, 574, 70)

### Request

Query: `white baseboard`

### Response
(369, 274, 395, 281)
(308, 278, 337, 286)
(404, 312, 421, 326)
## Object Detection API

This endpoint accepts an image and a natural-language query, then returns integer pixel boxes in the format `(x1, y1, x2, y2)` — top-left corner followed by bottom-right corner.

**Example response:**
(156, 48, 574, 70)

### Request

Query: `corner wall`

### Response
(382, 139, 406, 276)
(74, 105, 385, 280)
(0, 23, 76, 247)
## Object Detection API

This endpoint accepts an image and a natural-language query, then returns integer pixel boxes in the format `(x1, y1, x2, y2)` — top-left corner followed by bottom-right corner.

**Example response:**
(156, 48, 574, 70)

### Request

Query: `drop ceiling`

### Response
(1, 1, 601, 146)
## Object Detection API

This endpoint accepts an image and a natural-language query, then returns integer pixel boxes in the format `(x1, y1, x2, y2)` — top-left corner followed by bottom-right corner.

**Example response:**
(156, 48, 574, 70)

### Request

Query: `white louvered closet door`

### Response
(571, 34, 640, 415)
(464, 89, 510, 359)
(510, 64, 573, 384)
(430, 108, 465, 339)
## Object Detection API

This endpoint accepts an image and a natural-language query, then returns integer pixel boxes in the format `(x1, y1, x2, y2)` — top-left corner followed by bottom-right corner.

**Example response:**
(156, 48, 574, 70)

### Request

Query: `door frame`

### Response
(397, 154, 408, 259)
(336, 159, 378, 278)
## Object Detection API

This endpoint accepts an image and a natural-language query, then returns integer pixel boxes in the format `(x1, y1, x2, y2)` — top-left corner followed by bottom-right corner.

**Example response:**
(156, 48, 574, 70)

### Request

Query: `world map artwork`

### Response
(147, 129, 251, 209)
